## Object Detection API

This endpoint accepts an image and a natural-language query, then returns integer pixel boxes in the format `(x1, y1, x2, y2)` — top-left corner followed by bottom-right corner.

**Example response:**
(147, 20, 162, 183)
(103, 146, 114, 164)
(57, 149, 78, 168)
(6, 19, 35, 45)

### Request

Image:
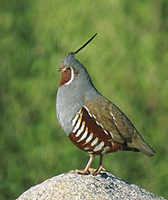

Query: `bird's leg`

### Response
(83, 154, 95, 172)
(69, 154, 95, 174)
(95, 154, 105, 174)
(88, 155, 105, 174)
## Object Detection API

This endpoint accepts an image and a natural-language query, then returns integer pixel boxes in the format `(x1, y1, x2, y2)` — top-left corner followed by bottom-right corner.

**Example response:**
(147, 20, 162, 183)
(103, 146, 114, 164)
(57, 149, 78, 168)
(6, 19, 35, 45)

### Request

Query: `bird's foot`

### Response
(88, 166, 105, 175)
(68, 169, 89, 174)
(68, 166, 105, 175)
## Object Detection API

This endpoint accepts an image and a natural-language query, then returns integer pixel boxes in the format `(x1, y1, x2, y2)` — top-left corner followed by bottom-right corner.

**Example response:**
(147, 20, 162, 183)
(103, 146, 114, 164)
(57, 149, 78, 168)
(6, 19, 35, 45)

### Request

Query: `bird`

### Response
(56, 33, 155, 175)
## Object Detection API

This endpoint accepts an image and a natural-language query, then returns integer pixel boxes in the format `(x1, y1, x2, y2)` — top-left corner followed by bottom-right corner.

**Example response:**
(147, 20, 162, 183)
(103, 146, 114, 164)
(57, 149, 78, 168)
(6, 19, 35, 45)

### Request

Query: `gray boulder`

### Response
(17, 171, 165, 200)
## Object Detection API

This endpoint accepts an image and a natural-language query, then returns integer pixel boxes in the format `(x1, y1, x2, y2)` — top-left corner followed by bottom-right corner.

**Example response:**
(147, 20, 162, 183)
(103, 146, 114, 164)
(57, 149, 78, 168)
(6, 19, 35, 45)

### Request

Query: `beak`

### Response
(57, 67, 61, 72)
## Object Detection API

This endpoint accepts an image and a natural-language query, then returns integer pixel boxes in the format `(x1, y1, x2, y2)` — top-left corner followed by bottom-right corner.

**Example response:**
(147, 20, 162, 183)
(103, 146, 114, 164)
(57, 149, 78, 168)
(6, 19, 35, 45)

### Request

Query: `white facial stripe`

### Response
(76, 121, 85, 137)
(94, 141, 105, 152)
(65, 67, 74, 85)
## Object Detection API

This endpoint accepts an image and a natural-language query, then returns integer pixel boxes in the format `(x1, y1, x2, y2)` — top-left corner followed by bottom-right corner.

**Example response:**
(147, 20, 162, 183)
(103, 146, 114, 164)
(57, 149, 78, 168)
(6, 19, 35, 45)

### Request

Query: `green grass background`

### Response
(0, 0, 168, 199)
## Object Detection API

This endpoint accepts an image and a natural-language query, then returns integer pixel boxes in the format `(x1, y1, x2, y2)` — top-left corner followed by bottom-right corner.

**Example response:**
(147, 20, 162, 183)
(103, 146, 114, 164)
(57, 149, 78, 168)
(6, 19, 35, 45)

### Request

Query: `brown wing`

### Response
(84, 96, 155, 156)
(84, 97, 136, 144)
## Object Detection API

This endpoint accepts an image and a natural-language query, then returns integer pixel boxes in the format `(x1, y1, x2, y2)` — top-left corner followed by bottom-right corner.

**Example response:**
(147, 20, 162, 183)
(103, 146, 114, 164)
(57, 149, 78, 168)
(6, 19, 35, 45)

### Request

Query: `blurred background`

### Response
(0, 0, 168, 199)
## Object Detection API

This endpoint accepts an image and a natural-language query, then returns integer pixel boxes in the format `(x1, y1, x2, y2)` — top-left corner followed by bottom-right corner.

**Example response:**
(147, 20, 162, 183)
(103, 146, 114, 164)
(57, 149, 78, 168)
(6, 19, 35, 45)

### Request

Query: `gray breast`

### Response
(56, 83, 84, 135)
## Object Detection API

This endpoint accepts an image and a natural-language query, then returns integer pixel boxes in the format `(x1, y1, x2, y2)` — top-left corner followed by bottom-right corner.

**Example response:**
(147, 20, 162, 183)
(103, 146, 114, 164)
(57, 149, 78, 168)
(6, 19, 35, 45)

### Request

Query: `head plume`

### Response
(73, 33, 97, 55)
(61, 33, 97, 68)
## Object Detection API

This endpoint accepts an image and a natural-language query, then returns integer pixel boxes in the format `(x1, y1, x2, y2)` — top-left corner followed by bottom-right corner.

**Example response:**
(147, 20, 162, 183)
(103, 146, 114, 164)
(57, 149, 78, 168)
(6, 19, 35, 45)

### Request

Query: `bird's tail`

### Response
(137, 137, 155, 156)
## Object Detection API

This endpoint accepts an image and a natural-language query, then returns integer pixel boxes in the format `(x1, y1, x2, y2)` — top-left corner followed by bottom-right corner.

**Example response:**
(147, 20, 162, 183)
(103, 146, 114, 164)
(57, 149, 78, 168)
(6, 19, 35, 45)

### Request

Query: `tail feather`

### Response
(137, 138, 155, 157)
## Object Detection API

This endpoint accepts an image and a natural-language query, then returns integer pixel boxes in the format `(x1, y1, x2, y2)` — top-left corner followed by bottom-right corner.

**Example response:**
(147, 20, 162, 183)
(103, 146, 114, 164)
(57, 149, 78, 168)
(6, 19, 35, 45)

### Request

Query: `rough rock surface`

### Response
(17, 171, 165, 200)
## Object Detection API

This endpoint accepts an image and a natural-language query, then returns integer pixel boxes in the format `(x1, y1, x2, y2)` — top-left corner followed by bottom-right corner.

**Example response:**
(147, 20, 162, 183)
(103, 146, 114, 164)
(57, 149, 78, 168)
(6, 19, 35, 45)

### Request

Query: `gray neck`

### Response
(56, 70, 100, 135)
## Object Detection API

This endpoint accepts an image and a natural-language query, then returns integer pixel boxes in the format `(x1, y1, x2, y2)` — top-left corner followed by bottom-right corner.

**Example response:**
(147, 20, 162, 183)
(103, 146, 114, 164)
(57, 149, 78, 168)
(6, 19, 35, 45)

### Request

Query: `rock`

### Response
(17, 171, 165, 200)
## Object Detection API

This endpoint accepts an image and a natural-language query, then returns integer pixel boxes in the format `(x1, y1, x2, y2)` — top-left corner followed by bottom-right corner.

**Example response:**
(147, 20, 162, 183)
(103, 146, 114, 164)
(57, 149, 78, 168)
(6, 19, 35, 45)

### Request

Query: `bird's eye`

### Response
(66, 67, 71, 71)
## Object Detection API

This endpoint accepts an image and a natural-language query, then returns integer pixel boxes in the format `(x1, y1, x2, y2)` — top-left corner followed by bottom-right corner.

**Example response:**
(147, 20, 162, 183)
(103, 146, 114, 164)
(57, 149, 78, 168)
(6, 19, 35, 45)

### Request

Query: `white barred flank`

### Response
(77, 128, 88, 142)
(70, 107, 117, 155)
(84, 132, 93, 145)
(91, 137, 99, 146)
(84, 146, 90, 151)
(94, 141, 105, 152)
(101, 146, 110, 154)
(72, 108, 82, 126)
(72, 113, 79, 126)
(72, 114, 83, 133)
(87, 151, 93, 154)
(78, 108, 82, 114)
(110, 141, 114, 146)
(76, 121, 85, 137)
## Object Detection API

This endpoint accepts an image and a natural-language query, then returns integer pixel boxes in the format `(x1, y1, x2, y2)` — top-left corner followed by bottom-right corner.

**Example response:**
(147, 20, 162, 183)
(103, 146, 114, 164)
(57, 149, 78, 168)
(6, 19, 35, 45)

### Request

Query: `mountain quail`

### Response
(56, 34, 155, 174)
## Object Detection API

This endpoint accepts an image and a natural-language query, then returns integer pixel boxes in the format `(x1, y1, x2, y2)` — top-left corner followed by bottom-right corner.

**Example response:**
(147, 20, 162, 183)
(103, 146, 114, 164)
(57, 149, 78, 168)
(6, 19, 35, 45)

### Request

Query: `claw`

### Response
(88, 166, 105, 175)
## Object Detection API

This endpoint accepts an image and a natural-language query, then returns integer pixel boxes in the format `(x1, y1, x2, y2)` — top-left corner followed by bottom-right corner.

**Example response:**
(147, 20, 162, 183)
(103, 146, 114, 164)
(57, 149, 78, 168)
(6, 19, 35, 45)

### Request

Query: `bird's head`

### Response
(57, 53, 82, 86)
(57, 34, 97, 87)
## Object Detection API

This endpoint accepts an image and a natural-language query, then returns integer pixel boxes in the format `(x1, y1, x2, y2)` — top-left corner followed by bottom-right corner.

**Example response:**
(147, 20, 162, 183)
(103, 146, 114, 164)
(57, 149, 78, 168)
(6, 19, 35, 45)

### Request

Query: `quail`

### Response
(56, 34, 155, 174)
